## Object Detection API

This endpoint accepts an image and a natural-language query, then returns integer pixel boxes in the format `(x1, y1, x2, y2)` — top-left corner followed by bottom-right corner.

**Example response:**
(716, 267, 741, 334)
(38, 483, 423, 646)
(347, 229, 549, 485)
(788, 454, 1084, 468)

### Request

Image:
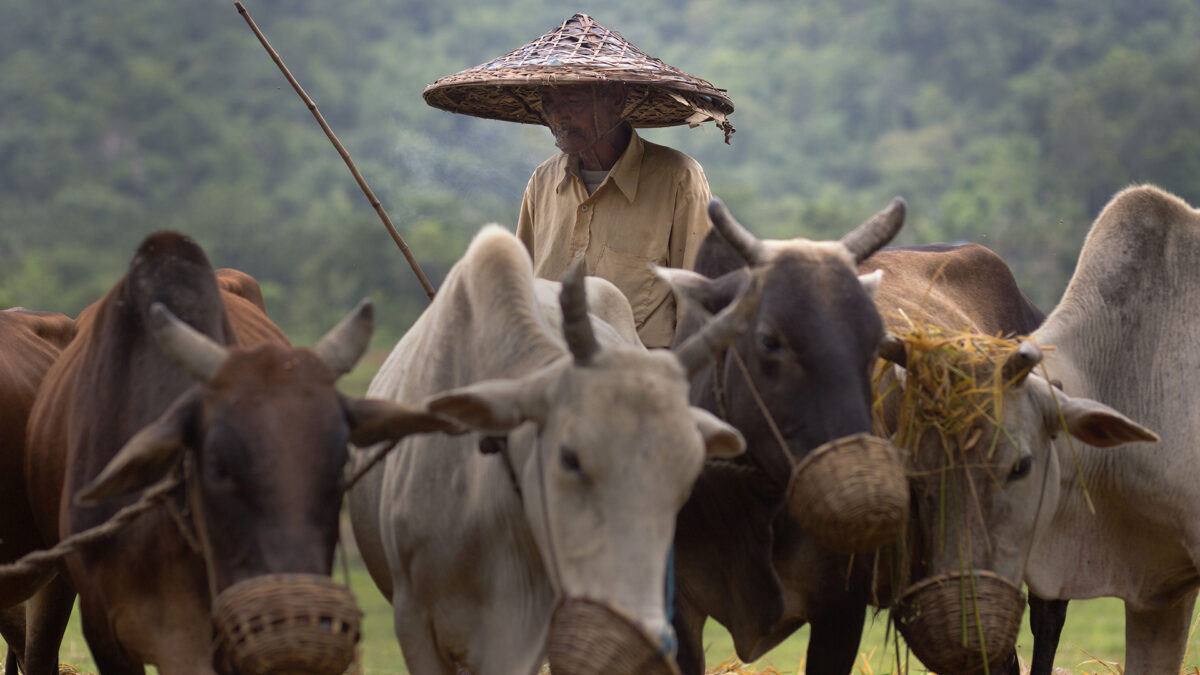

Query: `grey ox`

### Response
(658, 198, 908, 675)
(349, 226, 758, 675)
(879, 185, 1195, 674)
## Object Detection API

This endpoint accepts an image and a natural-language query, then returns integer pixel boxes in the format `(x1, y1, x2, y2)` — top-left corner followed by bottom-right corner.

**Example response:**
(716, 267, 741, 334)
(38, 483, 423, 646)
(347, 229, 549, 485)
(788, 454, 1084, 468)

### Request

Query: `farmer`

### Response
(423, 13, 735, 348)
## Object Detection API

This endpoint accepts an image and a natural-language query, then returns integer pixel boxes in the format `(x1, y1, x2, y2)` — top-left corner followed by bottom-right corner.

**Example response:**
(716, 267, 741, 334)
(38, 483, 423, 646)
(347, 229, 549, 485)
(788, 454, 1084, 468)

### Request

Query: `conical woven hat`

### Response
(423, 14, 735, 142)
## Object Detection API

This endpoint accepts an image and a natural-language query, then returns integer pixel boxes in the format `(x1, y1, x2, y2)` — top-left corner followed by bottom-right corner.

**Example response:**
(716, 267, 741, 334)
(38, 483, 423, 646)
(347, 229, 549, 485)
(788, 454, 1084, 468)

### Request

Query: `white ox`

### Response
(349, 226, 755, 674)
(886, 185, 1198, 674)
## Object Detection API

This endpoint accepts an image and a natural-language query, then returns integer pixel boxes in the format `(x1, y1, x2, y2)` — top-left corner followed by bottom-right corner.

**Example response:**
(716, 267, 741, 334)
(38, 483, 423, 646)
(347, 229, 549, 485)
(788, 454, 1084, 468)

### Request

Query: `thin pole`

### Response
(234, 2, 436, 301)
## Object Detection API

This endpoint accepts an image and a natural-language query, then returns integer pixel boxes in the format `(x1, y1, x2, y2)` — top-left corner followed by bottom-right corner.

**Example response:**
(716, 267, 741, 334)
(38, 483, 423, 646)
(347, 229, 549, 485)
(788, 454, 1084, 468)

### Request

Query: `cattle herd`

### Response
(0, 183, 1197, 675)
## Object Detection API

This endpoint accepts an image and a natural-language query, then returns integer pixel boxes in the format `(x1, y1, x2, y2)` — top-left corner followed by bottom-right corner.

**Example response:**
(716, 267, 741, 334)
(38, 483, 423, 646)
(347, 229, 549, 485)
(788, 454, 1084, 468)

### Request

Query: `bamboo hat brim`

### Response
(423, 14, 735, 143)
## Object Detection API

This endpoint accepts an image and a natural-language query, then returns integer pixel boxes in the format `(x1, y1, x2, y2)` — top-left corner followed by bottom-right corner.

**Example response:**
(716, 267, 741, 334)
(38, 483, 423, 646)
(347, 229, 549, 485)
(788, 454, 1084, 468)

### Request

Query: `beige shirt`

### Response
(517, 130, 712, 348)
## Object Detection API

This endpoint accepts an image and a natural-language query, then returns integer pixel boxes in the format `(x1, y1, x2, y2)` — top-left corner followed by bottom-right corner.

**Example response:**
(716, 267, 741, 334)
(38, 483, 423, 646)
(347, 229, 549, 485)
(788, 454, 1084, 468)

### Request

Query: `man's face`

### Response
(540, 84, 627, 154)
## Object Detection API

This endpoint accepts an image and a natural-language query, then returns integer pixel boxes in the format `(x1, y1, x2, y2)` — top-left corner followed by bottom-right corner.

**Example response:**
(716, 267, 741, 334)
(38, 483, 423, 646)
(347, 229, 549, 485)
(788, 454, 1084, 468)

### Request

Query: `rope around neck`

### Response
(0, 469, 184, 583)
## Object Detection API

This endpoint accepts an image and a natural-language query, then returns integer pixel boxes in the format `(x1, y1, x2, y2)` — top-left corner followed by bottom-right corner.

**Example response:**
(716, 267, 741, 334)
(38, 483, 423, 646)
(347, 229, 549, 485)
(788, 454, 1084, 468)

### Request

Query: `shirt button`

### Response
(573, 251, 582, 258)
(580, 205, 588, 212)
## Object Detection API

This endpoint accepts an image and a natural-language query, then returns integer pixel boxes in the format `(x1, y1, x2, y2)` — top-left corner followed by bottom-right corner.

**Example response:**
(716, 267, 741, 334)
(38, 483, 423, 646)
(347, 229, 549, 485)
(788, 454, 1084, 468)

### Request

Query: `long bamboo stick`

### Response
(234, 2, 436, 301)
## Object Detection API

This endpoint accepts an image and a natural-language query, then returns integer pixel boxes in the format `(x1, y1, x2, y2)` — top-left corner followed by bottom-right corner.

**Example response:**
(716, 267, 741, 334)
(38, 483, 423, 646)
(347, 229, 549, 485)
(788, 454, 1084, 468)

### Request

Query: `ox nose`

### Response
(547, 598, 682, 674)
(654, 624, 678, 659)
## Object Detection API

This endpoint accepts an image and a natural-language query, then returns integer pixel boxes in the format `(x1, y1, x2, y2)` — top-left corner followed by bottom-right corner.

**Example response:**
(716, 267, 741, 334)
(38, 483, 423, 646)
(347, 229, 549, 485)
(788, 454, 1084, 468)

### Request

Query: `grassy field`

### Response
(29, 543, 1200, 674)
(12, 352, 1199, 673)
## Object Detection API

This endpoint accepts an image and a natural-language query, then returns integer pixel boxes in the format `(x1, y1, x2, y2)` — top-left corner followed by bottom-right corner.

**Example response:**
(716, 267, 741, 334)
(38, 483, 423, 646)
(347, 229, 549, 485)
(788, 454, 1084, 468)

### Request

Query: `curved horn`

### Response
(879, 333, 907, 367)
(673, 271, 765, 375)
(840, 197, 907, 263)
(560, 260, 599, 366)
(1002, 339, 1043, 384)
(313, 298, 375, 377)
(148, 302, 228, 383)
(708, 197, 766, 266)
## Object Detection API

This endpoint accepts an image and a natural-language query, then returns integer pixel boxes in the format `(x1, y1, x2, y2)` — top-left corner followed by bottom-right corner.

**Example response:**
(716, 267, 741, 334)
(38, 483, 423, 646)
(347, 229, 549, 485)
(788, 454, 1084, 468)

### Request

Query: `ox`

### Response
(22, 231, 455, 674)
(0, 309, 76, 674)
(861, 243, 1053, 673)
(658, 198, 907, 675)
(868, 187, 1183, 674)
(348, 225, 756, 675)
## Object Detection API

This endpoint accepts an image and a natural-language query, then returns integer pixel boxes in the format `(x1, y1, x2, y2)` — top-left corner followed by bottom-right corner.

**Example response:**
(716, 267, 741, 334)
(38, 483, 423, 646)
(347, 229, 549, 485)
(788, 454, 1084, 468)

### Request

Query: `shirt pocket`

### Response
(593, 244, 667, 329)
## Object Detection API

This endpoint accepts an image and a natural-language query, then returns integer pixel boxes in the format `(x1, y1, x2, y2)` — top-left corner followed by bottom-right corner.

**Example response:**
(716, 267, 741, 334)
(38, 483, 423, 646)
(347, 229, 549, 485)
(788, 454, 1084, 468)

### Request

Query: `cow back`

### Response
(863, 243, 1044, 336)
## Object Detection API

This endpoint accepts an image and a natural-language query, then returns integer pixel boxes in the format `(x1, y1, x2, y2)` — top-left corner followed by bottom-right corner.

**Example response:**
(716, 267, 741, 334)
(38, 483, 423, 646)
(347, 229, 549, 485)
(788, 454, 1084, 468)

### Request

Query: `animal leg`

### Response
(1028, 596, 1068, 675)
(670, 598, 707, 675)
(0, 603, 26, 673)
(392, 601, 456, 675)
(23, 576, 74, 675)
(1123, 591, 1197, 675)
(804, 603, 865, 675)
(77, 595, 145, 675)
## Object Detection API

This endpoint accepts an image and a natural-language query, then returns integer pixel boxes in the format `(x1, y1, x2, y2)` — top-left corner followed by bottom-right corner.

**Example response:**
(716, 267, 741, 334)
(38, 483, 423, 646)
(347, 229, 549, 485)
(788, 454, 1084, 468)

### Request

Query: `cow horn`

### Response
(708, 197, 766, 266)
(313, 299, 375, 377)
(149, 302, 228, 383)
(840, 198, 906, 263)
(879, 333, 907, 367)
(673, 270, 764, 375)
(1002, 339, 1043, 384)
(560, 260, 599, 366)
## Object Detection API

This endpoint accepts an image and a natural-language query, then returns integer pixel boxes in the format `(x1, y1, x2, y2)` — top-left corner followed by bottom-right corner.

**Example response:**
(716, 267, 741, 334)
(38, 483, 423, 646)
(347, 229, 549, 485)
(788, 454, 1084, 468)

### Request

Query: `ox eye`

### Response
(1009, 454, 1034, 481)
(560, 448, 582, 474)
(756, 330, 786, 357)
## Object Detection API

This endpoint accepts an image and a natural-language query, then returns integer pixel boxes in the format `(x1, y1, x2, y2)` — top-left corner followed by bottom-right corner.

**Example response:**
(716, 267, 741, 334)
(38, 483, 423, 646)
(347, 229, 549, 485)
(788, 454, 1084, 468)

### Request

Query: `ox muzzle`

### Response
(785, 433, 909, 554)
(895, 570, 1026, 675)
(211, 573, 362, 675)
(547, 598, 681, 675)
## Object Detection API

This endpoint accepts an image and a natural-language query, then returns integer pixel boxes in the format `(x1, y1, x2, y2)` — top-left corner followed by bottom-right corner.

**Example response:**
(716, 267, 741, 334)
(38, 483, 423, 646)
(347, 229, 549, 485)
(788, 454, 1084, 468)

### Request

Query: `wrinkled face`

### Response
(725, 250, 885, 477)
(197, 346, 348, 591)
(519, 351, 708, 642)
(540, 84, 628, 155)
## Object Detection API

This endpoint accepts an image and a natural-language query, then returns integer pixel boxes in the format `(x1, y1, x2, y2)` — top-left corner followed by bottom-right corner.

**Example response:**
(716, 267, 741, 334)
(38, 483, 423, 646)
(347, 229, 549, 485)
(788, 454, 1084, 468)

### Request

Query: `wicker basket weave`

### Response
(547, 598, 681, 675)
(212, 573, 361, 675)
(895, 570, 1026, 675)
(786, 433, 908, 554)
(423, 13, 733, 137)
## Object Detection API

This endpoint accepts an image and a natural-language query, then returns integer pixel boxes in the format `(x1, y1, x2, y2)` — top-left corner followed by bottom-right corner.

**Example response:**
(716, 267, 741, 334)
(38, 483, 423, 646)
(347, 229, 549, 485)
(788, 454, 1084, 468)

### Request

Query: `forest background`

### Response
(5, 0, 1200, 344)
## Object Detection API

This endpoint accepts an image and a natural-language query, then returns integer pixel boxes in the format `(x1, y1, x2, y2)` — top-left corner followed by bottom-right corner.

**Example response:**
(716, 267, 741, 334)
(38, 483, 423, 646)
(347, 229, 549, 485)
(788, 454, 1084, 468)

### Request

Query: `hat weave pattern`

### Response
(423, 14, 735, 142)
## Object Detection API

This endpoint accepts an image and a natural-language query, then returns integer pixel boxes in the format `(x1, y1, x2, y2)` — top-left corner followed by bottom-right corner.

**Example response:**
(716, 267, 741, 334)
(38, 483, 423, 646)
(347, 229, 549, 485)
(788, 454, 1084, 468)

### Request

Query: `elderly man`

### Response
(424, 13, 734, 347)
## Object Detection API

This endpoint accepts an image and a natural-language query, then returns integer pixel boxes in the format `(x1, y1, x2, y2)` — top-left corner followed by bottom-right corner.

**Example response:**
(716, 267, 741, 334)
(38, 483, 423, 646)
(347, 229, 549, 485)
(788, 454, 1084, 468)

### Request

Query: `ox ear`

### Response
(690, 407, 746, 458)
(75, 388, 200, 506)
(1050, 391, 1160, 448)
(656, 266, 748, 316)
(425, 378, 546, 434)
(342, 395, 464, 447)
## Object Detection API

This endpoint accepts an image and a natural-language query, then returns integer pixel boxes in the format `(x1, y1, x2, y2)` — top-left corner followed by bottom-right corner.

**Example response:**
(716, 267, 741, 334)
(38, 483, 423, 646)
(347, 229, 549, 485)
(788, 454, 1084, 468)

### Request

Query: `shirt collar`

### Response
(554, 129, 644, 203)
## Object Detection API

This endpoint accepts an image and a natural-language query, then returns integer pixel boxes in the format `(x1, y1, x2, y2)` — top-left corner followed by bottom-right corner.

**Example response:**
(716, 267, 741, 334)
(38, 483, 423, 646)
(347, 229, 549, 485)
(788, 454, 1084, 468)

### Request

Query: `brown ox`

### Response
(22, 231, 454, 674)
(0, 309, 76, 674)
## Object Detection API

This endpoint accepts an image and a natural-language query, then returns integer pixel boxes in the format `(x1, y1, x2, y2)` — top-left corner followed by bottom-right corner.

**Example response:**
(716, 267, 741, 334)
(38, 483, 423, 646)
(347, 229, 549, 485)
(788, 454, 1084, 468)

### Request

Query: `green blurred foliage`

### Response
(2, 0, 1199, 342)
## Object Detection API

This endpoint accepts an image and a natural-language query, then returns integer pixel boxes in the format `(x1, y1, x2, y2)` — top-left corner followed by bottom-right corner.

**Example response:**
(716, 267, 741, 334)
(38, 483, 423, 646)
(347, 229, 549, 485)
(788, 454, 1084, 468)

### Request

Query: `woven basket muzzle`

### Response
(547, 598, 681, 675)
(786, 433, 909, 554)
(212, 573, 362, 675)
(895, 570, 1026, 675)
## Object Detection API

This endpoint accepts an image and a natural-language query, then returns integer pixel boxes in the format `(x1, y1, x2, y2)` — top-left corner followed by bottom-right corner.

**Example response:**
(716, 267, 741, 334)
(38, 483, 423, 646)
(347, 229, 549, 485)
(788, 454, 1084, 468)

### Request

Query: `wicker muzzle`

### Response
(547, 598, 681, 675)
(895, 570, 1026, 675)
(212, 573, 362, 675)
(786, 433, 908, 554)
